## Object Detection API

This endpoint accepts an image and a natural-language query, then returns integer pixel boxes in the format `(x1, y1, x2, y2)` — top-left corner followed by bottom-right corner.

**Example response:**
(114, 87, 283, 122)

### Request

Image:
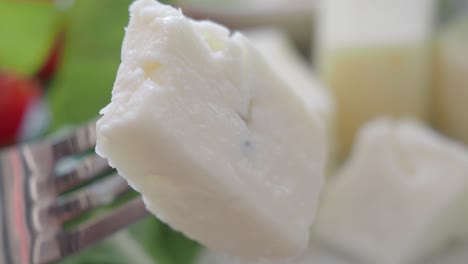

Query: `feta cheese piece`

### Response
(316, 0, 436, 155)
(245, 28, 336, 171)
(313, 119, 468, 264)
(96, 0, 326, 260)
(195, 243, 354, 264)
(433, 14, 468, 145)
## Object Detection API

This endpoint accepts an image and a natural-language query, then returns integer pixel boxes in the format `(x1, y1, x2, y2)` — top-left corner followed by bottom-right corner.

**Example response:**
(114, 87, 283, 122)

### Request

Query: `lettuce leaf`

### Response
(0, 0, 61, 76)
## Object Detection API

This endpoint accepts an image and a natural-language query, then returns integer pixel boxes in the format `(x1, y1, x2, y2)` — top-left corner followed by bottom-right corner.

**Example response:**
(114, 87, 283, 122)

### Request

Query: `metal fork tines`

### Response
(0, 121, 149, 264)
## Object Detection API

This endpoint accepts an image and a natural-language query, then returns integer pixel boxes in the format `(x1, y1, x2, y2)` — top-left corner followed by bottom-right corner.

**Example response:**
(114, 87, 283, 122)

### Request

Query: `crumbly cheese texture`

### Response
(96, 0, 326, 259)
(245, 28, 334, 134)
(313, 119, 468, 264)
(245, 28, 336, 171)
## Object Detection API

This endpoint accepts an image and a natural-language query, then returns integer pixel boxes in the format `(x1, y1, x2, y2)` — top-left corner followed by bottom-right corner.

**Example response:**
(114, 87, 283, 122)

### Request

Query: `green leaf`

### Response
(49, 58, 118, 128)
(130, 218, 200, 264)
(48, 0, 133, 129)
(0, 0, 61, 75)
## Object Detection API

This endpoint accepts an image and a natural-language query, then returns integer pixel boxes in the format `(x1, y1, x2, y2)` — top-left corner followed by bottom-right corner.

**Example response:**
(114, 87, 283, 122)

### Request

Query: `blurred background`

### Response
(0, 0, 467, 263)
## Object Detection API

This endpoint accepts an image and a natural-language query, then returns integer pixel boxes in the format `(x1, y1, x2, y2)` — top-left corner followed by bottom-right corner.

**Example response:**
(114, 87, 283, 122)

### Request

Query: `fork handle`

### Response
(51, 122, 97, 161)
(35, 198, 148, 264)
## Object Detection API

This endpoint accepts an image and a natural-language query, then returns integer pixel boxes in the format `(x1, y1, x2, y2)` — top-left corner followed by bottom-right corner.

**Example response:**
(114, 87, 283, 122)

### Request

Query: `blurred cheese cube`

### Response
(195, 243, 355, 264)
(313, 119, 468, 264)
(96, 0, 327, 260)
(316, 0, 436, 155)
(245, 28, 337, 171)
(433, 14, 468, 145)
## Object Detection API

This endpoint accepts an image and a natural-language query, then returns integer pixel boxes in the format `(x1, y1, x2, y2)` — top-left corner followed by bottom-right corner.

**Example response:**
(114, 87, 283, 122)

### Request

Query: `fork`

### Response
(0, 121, 149, 264)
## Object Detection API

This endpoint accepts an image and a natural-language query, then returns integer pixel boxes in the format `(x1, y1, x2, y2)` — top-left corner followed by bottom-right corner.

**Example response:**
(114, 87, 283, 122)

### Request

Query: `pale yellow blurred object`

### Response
(432, 13, 468, 146)
(316, 0, 436, 155)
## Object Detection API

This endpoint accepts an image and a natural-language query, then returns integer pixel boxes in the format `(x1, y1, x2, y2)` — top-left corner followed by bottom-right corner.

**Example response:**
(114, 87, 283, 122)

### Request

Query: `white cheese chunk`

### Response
(96, 0, 326, 260)
(313, 119, 468, 264)
(245, 28, 336, 171)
